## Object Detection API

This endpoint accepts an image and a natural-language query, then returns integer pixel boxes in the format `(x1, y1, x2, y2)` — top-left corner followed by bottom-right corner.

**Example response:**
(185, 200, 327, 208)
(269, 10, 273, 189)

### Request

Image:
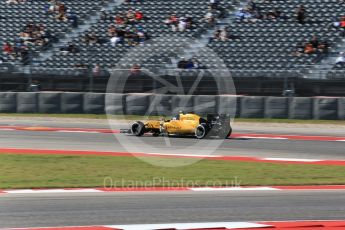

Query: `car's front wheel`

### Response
(131, 121, 145, 136)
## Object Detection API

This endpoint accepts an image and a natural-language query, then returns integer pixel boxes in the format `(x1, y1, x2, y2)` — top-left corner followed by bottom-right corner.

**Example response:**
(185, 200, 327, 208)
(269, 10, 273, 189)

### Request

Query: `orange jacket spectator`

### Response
(304, 43, 314, 54)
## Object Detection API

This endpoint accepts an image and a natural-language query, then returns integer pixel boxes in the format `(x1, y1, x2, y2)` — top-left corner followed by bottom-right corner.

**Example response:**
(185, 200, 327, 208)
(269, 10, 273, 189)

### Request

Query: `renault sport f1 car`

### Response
(130, 113, 232, 139)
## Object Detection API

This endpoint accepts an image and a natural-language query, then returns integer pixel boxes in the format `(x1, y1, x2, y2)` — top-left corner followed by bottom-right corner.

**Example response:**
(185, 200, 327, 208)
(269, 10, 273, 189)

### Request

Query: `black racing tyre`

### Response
(195, 124, 209, 139)
(226, 126, 232, 139)
(216, 125, 232, 139)
(131, 121, 145, 136)
(226, 126, 232, 138)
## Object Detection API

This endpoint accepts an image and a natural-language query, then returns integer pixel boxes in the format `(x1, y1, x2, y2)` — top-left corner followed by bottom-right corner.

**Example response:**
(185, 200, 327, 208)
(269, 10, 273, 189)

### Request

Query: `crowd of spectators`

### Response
(45, 0, 78, 26)
(2, 23, 56, 63)
(233, 1, 310, 23)
(164, 14, 193, 32)
(235, 0, 285, 22)
(101, 8, 149, 47)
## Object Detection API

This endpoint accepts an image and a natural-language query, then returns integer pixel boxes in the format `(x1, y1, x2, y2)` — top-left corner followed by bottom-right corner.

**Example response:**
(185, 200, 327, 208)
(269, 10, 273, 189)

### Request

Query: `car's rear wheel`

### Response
(131, 121, 145, 136)
(218, 125, 232, 139)
(195, 124, 209, 139)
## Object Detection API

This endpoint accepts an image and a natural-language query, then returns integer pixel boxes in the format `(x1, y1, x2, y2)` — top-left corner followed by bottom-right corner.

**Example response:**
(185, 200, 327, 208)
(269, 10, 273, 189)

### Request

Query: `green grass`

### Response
(1, 154, 345, 189)
(0, 113, 344, 124)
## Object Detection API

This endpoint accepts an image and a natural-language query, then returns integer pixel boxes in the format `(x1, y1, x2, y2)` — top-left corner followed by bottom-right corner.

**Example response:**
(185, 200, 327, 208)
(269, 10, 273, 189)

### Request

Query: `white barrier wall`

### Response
(0, 92, 345, 120)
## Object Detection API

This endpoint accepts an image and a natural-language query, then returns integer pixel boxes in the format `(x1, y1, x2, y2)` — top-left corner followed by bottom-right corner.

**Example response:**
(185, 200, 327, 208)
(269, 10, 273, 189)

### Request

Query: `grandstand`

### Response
(0, 0, 345, 95)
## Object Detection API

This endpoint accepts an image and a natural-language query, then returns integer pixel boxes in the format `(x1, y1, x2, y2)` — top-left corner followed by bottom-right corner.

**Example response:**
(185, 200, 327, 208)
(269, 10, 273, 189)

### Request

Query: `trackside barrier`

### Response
(240, 96, 265, 118)
(105, 93, 125, 115)
(0, 92, 17, 113)
(314, 98, 338, 120)
(61, 93, 84, 114)
(265, 97, 289, 119)
(149, 94, 172, 116)
(193, 95, 217, 115)
(17, 92, 38, 113)
(289, 97, 313, 119)
(38, 92, 61, 113)
(125, 93, 151, 115)
(83, 93, 105, 114)
(217, 95, 240, 118)
(171, 95, 194, 115)
(339, 98, 345, 120)
(0, 92, 344, 120)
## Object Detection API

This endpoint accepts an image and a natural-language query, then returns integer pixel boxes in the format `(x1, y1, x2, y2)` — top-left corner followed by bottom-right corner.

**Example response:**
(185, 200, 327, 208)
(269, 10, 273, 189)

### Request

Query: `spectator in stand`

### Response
(135, 9, 144, 21)
(213, 29, 221, 41)
(89, 32, 99, 44)
(92, 64, 101, 77)
(110, 34, 121, 46)
(6, 0, 26, 4)
(115, 13, 126, 25)
(178, 17, 187, 32)
(266, 8, 281, 20)
(310, 35, 319, 49)
(130, 63, 141, 74)
(60, 42, 78, 54)
(328, 16, 345, 36)
(185, 16, 193, 29)
(304, 43, 315, 54)
(100, 9, 108, 21)
(84, 32, 99, 45)
(292, 42, 305, 56)
(177, 57, 189, 69)
(335, 52, 345, 64)
(296, 5, 306, 24)
(205, 7, 215, 27)
(235, 8, 253, 22)
(2, 42, 14, 59)
(318, 40, 329, 54)
(56, 11, 68, 22)
(210, 0, 219, 10)
(309, 36, 329, 54)
(220, 28, 229, 41)
(126, 9, 136, 24)
(108, 25, 116, 37)
(191, 58, 202, 69)
(248, 0, 257, 11)
(66, 10, 78, 27)
(165, 14, 179, 31)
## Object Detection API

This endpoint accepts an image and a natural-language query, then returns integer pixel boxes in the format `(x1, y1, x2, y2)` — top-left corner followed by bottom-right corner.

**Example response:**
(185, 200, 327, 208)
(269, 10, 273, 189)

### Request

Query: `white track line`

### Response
(55, 130, 101, 134)
(106, 222, 271, 230)
(190, 187, 280, 192)
(5, 189, 102, 194)
(0, 128, 16, 131)
(235, 136, 288, 140)
(143, 153, 222, 158)
(263, 158, 322, 162)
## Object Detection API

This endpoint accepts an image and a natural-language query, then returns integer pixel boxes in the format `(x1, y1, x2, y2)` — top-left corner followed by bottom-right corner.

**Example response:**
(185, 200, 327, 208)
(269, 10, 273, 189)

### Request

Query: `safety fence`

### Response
(0, 92, 344, 120)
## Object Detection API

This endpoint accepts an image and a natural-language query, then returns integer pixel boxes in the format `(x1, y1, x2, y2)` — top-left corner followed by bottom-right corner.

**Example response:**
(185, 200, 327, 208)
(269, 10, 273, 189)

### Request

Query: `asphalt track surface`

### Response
(1, 190, 345, 228)
(0, 129, 344, 160)
(0, 118, 344, 228)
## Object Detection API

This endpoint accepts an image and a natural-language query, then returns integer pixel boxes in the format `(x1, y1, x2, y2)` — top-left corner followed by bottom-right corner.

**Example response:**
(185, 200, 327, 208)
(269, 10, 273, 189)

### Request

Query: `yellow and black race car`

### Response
(130, 113, 232, 139)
